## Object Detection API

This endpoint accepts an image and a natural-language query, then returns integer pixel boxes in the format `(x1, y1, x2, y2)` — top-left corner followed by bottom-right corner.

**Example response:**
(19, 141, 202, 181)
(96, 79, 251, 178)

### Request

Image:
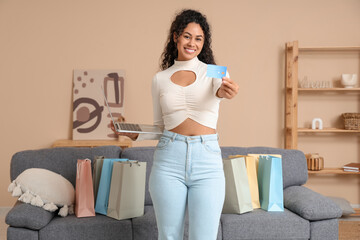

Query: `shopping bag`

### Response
(107, 160, 146, 220)
(92, 156, 104, 203)
(257, 155, 284, 212)
(95, 158, 128, 215)
(222, 157, 253, 214)
(248, 154, 282, 175)
(75, 159, 95, 217)
(229, 155, 260, 209)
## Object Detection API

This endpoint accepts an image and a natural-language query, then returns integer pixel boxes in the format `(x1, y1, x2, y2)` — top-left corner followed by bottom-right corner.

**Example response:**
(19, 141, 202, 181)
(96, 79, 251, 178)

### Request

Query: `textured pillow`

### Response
(8, 168, 75, 217)
(284, 186, 342, 220)
(5, 201, 55, 230)
(327, 196, 355, 216)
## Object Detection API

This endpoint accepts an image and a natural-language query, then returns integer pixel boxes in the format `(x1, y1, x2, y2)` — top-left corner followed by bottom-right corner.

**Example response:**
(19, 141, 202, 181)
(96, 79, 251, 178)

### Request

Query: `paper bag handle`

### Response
(125, 160, 140, 167)
(77, 162, 81, 179)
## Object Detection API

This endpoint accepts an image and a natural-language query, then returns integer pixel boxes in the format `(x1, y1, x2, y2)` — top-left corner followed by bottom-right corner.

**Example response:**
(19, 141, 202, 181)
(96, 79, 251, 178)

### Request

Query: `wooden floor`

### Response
(339, 208, 360, 239)
(339, 220, 360, 239)
(0, 216, 6, 240)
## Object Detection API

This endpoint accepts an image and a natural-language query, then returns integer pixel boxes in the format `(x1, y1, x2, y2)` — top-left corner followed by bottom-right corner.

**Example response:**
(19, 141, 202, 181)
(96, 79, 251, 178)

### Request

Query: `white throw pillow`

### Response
(8, 168, 75, 217)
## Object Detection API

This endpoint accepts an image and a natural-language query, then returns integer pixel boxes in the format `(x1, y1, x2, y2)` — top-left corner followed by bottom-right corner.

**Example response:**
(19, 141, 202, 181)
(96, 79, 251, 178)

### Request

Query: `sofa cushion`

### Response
(310, 218, 339, 240)
(131, 205, 158, 240)
(132, 205, 222, 240)
(10, 146, 122, 187)
(6, 201, 55, 230)
(221, 208, 310, 240)
(221, 147, 308, 188)
(284, 186, 342, 221)
(39, 214, 132, 240)
(7, 227, 39, 240)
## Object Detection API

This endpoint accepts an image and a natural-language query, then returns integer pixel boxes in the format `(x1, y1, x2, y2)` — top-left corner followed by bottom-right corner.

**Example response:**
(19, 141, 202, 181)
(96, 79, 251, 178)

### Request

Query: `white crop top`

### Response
(137, 57, 228, 141)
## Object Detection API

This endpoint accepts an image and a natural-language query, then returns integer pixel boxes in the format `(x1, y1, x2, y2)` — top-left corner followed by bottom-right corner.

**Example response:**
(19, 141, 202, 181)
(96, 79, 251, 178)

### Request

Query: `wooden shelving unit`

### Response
(285, 40, 360, 151)
(285, 41, 360, 218)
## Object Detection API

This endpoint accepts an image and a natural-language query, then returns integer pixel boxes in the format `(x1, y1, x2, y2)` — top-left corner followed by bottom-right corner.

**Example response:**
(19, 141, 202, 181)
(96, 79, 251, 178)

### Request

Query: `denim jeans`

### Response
(149, 130, 225, 240)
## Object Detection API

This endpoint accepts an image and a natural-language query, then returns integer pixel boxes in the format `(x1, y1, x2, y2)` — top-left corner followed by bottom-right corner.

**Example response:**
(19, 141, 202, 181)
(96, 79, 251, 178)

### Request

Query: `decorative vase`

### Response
(341, 74, 358, 88)
(305, 153, 324, 171)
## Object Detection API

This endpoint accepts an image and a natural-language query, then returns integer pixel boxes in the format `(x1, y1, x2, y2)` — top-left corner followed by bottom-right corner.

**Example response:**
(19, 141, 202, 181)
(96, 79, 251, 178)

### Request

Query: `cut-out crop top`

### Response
(137, 57, 228, 141)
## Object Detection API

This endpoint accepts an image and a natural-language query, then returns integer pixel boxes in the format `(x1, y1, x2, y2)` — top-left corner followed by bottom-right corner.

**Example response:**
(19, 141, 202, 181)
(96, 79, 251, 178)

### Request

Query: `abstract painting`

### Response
(72, 69, 125, 140)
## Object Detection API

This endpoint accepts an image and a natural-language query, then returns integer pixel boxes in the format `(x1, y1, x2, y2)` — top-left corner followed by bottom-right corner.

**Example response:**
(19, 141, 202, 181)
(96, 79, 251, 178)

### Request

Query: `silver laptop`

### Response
(101, 87, 163, 135)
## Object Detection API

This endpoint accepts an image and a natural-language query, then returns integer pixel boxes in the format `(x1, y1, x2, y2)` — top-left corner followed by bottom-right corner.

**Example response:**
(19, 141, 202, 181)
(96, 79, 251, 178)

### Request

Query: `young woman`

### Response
(113, 9, 238, 240)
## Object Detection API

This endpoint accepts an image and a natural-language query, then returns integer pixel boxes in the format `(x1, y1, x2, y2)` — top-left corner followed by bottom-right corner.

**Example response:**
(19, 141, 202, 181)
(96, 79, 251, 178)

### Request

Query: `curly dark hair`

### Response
(160, 9, 216, 70)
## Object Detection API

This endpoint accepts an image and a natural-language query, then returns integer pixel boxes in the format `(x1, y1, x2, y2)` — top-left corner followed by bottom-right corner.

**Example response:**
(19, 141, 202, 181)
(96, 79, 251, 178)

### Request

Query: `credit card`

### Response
(206, 64, 227, 78)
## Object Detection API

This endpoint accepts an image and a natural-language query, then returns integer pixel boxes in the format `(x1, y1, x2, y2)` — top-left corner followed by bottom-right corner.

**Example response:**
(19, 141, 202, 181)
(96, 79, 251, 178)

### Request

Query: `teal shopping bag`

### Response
(95, 158, 128, 215)
(257, 155, 284, 212)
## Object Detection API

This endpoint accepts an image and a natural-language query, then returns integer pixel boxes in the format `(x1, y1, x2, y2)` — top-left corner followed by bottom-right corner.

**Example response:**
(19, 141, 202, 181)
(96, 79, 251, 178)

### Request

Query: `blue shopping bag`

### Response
(257, 155, 284, 212)
(95, 158, 128, 215)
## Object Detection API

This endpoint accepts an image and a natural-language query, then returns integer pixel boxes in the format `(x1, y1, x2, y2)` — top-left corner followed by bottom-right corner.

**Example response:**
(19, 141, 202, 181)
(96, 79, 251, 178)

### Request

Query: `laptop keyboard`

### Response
(119, 123, 142, 132)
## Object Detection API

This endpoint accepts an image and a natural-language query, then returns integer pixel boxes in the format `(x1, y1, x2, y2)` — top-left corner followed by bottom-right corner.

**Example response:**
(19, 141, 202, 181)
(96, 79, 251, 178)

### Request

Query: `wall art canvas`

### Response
(72, 69, 125, 140)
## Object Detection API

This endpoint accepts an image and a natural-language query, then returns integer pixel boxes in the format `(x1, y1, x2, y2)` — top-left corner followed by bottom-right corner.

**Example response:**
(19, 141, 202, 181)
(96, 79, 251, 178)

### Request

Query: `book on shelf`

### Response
(343, 168, 359, 172)
(342, 163, 360, 172)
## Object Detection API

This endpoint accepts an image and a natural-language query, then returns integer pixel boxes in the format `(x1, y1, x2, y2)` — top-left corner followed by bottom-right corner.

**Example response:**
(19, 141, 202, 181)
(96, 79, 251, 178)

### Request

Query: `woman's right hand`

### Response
(110, 120, 139, 141)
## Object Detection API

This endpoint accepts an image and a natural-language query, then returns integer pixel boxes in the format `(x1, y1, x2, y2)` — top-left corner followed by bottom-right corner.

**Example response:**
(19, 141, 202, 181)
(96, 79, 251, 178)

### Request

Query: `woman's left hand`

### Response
(216, 77, 239, 99)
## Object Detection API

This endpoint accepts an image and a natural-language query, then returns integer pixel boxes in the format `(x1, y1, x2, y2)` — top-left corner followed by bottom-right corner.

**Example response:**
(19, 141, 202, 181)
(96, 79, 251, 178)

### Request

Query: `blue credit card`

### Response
(206, 64, 227, 78)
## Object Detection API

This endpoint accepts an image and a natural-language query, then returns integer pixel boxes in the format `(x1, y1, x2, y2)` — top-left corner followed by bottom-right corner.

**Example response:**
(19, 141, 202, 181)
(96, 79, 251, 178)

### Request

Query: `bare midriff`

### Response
(169, 118, 216, 136)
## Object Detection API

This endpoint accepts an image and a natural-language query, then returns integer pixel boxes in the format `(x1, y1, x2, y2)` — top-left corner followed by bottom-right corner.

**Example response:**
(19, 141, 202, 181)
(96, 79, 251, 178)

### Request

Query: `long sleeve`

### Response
(136, 75, 164, 141)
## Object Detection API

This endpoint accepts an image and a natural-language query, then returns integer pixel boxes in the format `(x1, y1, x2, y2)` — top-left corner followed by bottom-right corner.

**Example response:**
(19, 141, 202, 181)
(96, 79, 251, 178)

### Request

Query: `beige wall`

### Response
(1, 0, 360, 206)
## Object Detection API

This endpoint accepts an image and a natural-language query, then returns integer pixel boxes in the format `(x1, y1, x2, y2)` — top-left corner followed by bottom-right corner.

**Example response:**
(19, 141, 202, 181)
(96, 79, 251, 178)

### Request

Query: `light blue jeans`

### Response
(149, 130, 225, 240)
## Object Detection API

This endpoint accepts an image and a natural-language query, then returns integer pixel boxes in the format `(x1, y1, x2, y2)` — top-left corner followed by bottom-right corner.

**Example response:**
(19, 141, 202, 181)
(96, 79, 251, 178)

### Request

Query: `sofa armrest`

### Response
(284, 186, 342, 221)
(5, 201, 55, 230)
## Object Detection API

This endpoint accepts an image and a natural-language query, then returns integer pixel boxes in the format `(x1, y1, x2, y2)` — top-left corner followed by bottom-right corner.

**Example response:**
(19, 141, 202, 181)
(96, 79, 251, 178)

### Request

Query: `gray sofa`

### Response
(6, 145, 342, 240)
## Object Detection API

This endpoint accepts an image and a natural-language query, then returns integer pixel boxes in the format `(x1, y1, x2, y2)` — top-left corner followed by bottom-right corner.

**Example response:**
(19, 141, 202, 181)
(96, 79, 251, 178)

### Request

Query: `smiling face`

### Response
(174, 22, 205, 61)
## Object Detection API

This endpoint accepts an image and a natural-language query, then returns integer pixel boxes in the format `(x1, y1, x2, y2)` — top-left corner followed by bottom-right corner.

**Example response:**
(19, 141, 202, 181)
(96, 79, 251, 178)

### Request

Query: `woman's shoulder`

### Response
(152, 68, 168, 85)
(153, 65, 174, 80)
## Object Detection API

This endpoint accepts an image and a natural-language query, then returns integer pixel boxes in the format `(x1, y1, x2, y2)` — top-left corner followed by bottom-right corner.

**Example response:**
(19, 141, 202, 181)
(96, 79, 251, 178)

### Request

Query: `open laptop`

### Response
(101, 87, 163, 135)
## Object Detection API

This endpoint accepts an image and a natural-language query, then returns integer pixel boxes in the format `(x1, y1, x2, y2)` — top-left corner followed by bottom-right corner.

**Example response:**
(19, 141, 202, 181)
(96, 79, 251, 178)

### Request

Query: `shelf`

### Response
(52, 138, 132, 148)
(308, 168, 360, 175)
(351, 208, 360, 217)
(299, 46, 360, 52)
(297, 128, 360, 133)
(298, 88, 360, 92)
